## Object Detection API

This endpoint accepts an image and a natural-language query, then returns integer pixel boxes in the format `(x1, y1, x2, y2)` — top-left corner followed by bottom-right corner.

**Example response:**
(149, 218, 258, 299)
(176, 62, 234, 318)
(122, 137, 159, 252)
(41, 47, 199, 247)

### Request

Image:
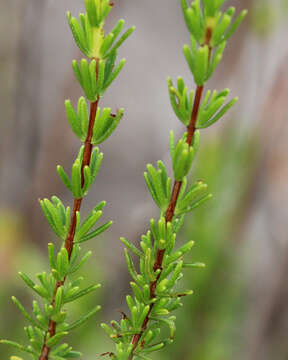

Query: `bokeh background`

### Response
(1, 0, 288, 359)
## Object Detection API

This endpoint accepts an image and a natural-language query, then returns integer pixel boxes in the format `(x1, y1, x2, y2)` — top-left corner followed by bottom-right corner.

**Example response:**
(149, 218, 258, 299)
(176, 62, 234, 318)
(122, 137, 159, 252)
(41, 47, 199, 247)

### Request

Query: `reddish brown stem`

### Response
(186, 85, 204, 145)
(128, 28, 212, 360)
(39, 98, 99, 360)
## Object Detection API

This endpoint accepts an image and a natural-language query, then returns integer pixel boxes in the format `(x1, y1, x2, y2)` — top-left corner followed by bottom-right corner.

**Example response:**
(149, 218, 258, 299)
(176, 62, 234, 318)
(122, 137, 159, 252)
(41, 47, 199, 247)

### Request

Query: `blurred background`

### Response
(1, 0, 288, 359)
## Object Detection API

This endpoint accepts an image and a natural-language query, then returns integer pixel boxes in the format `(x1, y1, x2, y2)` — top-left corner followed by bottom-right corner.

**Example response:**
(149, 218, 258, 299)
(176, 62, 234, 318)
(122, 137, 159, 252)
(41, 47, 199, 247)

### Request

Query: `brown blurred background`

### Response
(1, 0, 288, 359)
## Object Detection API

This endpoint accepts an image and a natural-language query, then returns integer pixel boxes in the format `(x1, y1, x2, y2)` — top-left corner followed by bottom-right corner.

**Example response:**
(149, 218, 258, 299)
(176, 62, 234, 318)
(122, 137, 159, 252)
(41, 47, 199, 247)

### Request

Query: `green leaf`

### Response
(64, 284, 101, 303)
(194, 45, 209, 85)
(82, 165, 92, 195)
(185, 5, 205, 42)
(92, 108, 124, 145)
(168, 77, 194, 126)
(72, 59, 100, 101)
(46, 332, 68, 348)
(197, 97, 238, 128)
(65, 306, 101, 331)
(144, 162, 171, 212)
(144, 247, 156, 282)
(164, 241, 195, 266)
(18, 272, 35, 290)
(56, 248, 70, 279)
(65, 100, 83, 140)
(105, 26, 135, 58)
(84, 0, 99, 27)
(171, 135, 195, 181)
(104, 50, 117, 82)
(140, 342, 165, 353)
(0, 340, 37, 356)
(54, 286, 64, 314)
(120, 237, 143, 258)
(124, 249, 142, 286)
(76, 210, 102, 239)
(207, 41, 226, 79)
(71, 160, 82, 199)
(95, 59, 105, 95)
(67, 12, 89, 57)
(102, 59, 126, 93)
(183, 262, 206, 268)
(77, 221, 113, 243)
(176, 180, 209, 214)
(69, 251, 92, 273)
(63, 351, 82, 358)
(11, 296, 43, 330)
(223, 9, 248, 42)
(57, 165, 72, 192)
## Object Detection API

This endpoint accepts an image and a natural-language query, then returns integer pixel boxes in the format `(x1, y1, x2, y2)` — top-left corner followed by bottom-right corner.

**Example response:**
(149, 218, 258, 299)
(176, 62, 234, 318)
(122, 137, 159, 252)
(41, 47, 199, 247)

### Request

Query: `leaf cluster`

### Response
(168, 0, 247, 131)
(1, 242, 101, 359)
(102, 215, 206, 359)
(67, 0, 135, 59)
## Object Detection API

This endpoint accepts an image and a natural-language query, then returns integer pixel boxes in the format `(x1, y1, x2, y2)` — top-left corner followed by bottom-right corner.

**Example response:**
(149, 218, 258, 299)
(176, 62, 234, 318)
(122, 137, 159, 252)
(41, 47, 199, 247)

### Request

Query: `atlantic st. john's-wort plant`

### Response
(0, 1, 134, 359)
(0, 0, 246, 359)
(101, 1, 247, 359)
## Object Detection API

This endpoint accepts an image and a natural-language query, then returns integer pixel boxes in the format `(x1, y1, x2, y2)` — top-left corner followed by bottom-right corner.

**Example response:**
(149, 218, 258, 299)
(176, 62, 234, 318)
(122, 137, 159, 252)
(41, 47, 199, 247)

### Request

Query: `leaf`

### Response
(77, 221, 113, 243)
(69, 251, 92, 273)
(65, 306, 101, 331)
(120, 237, 143, 258)
(84, 0, 98, 27)
(46, 332, 68, 347)
(198, 97, 238, 128)
(223, 9, 248, 42)
(64, 284, 101, 303)
(183, 262, 206, 269)
(57, 166, 72, 192)
(63, 351, 82, 358)
(105, 26, 135, 58)
(76, 210, 103, 240)
(194, 45, 209, 85)
(71, 160, 82, 199)
(11, 296, 43, 330)
(0, 340, 37, 356)
(65, 100, 83, 140)
(102, 59, 126, 93)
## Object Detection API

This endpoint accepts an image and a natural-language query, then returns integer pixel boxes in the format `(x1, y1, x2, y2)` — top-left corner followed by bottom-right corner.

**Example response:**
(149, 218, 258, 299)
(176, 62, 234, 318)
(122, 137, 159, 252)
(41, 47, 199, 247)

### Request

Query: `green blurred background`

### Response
(1, 0, 288, 359)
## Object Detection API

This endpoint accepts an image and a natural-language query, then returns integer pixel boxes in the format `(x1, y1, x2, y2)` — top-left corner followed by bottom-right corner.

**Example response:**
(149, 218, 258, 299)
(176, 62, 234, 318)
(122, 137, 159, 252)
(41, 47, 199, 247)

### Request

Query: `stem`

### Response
(39, 84, 100, 360)
(65, 99, 99, 257)
(128, 28, 212, 360)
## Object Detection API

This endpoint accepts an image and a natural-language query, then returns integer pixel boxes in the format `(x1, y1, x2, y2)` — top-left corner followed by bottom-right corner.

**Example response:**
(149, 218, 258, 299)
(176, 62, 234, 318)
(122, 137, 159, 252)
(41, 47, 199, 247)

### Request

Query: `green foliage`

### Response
(91, 108, 124, 145)
(197, 89, 238, 129)
(1, 0, 133, 359)
(67, 0, 134, 59)
(175, 178, 212, 216)
(170, 131, 198, 181)
(72, 58, 126, 101)
(103, 1, 246, 359)
(181, 0, 246, 85)
(168, 77, 194, 126)
(144, 161, 172, 213)
(39, 197, 71, 240)
(1, 243, 102, 359)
